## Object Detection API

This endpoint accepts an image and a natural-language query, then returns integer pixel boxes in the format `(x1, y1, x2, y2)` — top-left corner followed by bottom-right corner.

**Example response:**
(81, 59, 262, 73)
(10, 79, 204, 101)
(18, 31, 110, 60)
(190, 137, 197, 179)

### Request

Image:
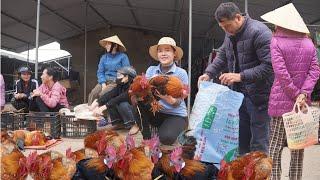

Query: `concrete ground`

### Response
(21, 128, 320, 180)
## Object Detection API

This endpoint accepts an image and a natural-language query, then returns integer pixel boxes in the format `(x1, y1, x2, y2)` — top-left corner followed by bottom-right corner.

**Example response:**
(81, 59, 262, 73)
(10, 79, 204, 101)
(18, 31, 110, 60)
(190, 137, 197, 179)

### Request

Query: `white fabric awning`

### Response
(1, 41, 71, 63)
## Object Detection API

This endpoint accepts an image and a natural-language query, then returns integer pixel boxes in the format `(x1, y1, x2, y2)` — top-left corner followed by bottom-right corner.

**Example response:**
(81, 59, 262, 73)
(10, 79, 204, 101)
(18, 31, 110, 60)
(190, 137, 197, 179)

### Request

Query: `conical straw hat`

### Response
(261, 3, 309, 34)
(99, 35, 126, 52)
(149, 37, 183, 61)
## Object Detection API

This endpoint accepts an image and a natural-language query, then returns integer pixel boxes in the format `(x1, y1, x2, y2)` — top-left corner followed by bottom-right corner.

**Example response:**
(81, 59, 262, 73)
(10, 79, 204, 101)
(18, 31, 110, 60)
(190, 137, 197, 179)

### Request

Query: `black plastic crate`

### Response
(1, 112, 14, 130)
(1, 112, 27, 130)
(61, 115, 97, 138)
(25, 112, 61, 139)
(12, 113, 27, 130)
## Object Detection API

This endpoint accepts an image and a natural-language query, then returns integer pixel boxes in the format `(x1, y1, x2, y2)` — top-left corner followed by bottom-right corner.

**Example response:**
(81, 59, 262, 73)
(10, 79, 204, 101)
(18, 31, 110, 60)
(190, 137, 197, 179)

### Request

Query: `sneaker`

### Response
(98, 118, 109, 127)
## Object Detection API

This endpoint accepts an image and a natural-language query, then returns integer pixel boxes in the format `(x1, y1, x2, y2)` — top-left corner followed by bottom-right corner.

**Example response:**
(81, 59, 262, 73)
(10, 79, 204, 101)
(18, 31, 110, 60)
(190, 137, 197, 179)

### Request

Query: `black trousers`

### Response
(11, 98, 32, 113)
(107, 102, 136, 129)
(29, 96, 65, 112)
(136, 103, 187, 145)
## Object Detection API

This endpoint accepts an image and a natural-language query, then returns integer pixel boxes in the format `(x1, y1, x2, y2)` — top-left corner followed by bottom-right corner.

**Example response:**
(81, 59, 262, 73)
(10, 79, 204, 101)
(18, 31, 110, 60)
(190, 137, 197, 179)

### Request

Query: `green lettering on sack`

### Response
(202, 105, 217, 129)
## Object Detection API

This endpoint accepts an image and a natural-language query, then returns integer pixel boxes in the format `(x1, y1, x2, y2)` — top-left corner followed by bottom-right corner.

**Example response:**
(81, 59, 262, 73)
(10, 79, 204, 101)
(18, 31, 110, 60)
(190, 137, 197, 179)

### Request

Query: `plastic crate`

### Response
(25, 112, 61, 139)
(61, 115, 97, 138)
(1, 112, 27, 130)
(12, 113, 27, 130)
(1, 112, 14, 130)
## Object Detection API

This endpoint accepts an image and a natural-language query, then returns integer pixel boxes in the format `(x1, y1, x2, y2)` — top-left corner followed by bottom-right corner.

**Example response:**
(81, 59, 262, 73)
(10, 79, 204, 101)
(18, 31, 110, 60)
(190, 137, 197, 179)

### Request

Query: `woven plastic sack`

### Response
(282, 102, 320, 149)
(190, 82, 244, 168)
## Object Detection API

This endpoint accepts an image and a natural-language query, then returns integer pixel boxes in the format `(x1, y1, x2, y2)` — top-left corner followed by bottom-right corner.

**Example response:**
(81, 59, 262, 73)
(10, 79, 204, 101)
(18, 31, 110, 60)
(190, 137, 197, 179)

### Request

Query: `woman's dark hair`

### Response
(45, 67, 59, 82)
(215, 2, 241, 22)
(108, 42, 120, 53)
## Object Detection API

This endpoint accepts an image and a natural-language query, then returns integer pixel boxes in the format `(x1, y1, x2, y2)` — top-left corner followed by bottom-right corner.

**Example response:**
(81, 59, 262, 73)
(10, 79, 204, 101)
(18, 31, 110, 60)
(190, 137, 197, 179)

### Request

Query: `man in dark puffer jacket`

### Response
(198, 2, 274, 155)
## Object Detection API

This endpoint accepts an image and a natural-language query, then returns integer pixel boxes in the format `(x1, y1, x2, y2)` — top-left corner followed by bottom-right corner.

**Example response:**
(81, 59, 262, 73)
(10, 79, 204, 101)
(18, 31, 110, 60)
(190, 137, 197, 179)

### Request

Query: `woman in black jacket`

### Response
(90, 66, 139, 134)
(11, 66, 38, 112)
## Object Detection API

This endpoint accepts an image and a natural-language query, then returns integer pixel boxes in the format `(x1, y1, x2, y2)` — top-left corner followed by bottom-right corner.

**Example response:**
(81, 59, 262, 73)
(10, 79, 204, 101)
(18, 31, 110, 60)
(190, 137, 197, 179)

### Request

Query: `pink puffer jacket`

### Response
(268, 28, 320, 117)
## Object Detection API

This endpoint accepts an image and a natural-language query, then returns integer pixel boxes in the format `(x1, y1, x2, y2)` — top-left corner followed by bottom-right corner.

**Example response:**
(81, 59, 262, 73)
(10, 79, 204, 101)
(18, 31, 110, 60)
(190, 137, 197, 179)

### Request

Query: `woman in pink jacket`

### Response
(262, 4, 320, 180)
(31, 67, 69, 112)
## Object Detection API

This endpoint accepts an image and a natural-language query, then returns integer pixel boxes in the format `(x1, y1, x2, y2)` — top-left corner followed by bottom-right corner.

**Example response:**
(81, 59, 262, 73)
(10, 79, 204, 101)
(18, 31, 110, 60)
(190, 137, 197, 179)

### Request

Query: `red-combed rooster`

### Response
(84, 129, 125, 156)
(26, 150, 76, 180)
(1, 146, 28, 180)
(72, 145, 119, 179)
(129, 74, 189, 114)
(145, 132, 215, 180)
(113, 135, 154, 180)
(218, 151, 272, 180)
(129, 74, 162, 114)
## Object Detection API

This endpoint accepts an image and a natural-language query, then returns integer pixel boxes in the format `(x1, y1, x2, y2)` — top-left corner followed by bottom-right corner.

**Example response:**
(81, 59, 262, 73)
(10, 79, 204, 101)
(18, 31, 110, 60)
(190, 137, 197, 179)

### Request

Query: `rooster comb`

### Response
(171, 147, 183, 158)
(105, 146, 117, 156)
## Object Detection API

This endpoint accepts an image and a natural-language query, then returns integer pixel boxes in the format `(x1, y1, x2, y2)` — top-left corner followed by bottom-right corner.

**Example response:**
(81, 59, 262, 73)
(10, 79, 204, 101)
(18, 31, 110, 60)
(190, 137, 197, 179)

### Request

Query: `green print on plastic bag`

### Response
(202, 105, 217, 129)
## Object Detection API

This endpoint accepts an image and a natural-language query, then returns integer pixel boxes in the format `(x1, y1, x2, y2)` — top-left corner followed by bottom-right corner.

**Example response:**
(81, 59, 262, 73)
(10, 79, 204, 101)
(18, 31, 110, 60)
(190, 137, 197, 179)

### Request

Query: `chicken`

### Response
(149, 75, 186, 98)
(218, 151, 272, 180)
(1, 147, 28, 180)
(129, 74, 162, 114)
(129, 74, 188, 114)
(84, 129, 125, 156)
(66, 147, 99, 163)
(27, 150, 76, 180)
(11, 130, 47, 150)
(0, 130, 17, 156)
(113, 135, 154, 180)
(72, 145, 119, 180)
(146, 132, 214, 180)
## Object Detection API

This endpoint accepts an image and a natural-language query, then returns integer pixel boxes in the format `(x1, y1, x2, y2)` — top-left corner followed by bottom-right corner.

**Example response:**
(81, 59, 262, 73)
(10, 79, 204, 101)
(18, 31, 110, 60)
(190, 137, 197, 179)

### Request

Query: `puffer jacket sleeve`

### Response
(271, 38, 300, 100)
(205, 40, 227, 79)
(97, 55, 106, 84)
(301, 48, 320, 97)
(240, 28, 273, 82)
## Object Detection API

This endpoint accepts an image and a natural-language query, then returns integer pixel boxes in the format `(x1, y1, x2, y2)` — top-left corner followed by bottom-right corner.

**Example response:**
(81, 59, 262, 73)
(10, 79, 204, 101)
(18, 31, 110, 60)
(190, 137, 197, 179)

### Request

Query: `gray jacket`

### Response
(205, 17, 274, 110)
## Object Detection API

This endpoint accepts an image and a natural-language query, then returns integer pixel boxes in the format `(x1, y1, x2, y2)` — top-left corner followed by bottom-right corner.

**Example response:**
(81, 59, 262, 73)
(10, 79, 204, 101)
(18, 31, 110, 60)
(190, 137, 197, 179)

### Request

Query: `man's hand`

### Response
(198, 74, 210, 87)
(219, 73, 241, 85)
(32, 89, 42, 97)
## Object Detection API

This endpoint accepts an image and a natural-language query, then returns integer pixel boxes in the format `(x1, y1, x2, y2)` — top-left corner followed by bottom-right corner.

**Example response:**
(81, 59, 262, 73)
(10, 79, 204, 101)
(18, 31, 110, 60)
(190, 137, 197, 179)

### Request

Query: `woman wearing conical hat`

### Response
(262, 3, 320, 180)
(88, 35, 131, 105)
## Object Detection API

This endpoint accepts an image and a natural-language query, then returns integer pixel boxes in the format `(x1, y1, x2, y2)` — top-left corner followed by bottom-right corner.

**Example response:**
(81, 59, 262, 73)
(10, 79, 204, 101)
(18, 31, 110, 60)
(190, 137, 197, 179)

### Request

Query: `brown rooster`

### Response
(218, 151, 272, 180)
(129, 74, 188, 114)
(113, 135, 154, 180)
(1, 146, 28, 180)
(27, 150, 76, 180)
(66, 147, 99, 163)
(84, 129, 125, 156)
(11, 130, 47, 150)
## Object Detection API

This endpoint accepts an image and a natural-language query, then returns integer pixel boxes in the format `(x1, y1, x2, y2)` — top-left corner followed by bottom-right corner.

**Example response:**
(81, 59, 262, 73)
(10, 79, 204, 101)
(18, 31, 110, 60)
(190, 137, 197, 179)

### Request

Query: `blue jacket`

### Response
(97, 52, 130, 84)
(205, 17, 274, 110)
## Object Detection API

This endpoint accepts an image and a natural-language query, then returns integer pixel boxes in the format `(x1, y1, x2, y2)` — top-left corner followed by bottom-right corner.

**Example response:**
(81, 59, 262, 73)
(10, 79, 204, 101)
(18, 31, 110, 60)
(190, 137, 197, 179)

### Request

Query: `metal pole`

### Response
(67, 57, 70, 76)
(27, 44, 30, 66)
(245, 0, 248, 14)
(84, 1, 88, 103)
(35, 0, 41, 79)
(187, 0, 192, 118)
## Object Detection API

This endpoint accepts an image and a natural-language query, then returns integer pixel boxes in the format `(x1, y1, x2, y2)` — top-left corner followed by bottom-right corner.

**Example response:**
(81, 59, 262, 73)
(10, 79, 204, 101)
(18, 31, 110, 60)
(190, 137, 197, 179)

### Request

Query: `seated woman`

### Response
(88, 35, 131, 105)
(11, 66, 38, 112)
(30, 67, 69, 112)
(90, 66, 139, 134)
(135, 37, 188, 145)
